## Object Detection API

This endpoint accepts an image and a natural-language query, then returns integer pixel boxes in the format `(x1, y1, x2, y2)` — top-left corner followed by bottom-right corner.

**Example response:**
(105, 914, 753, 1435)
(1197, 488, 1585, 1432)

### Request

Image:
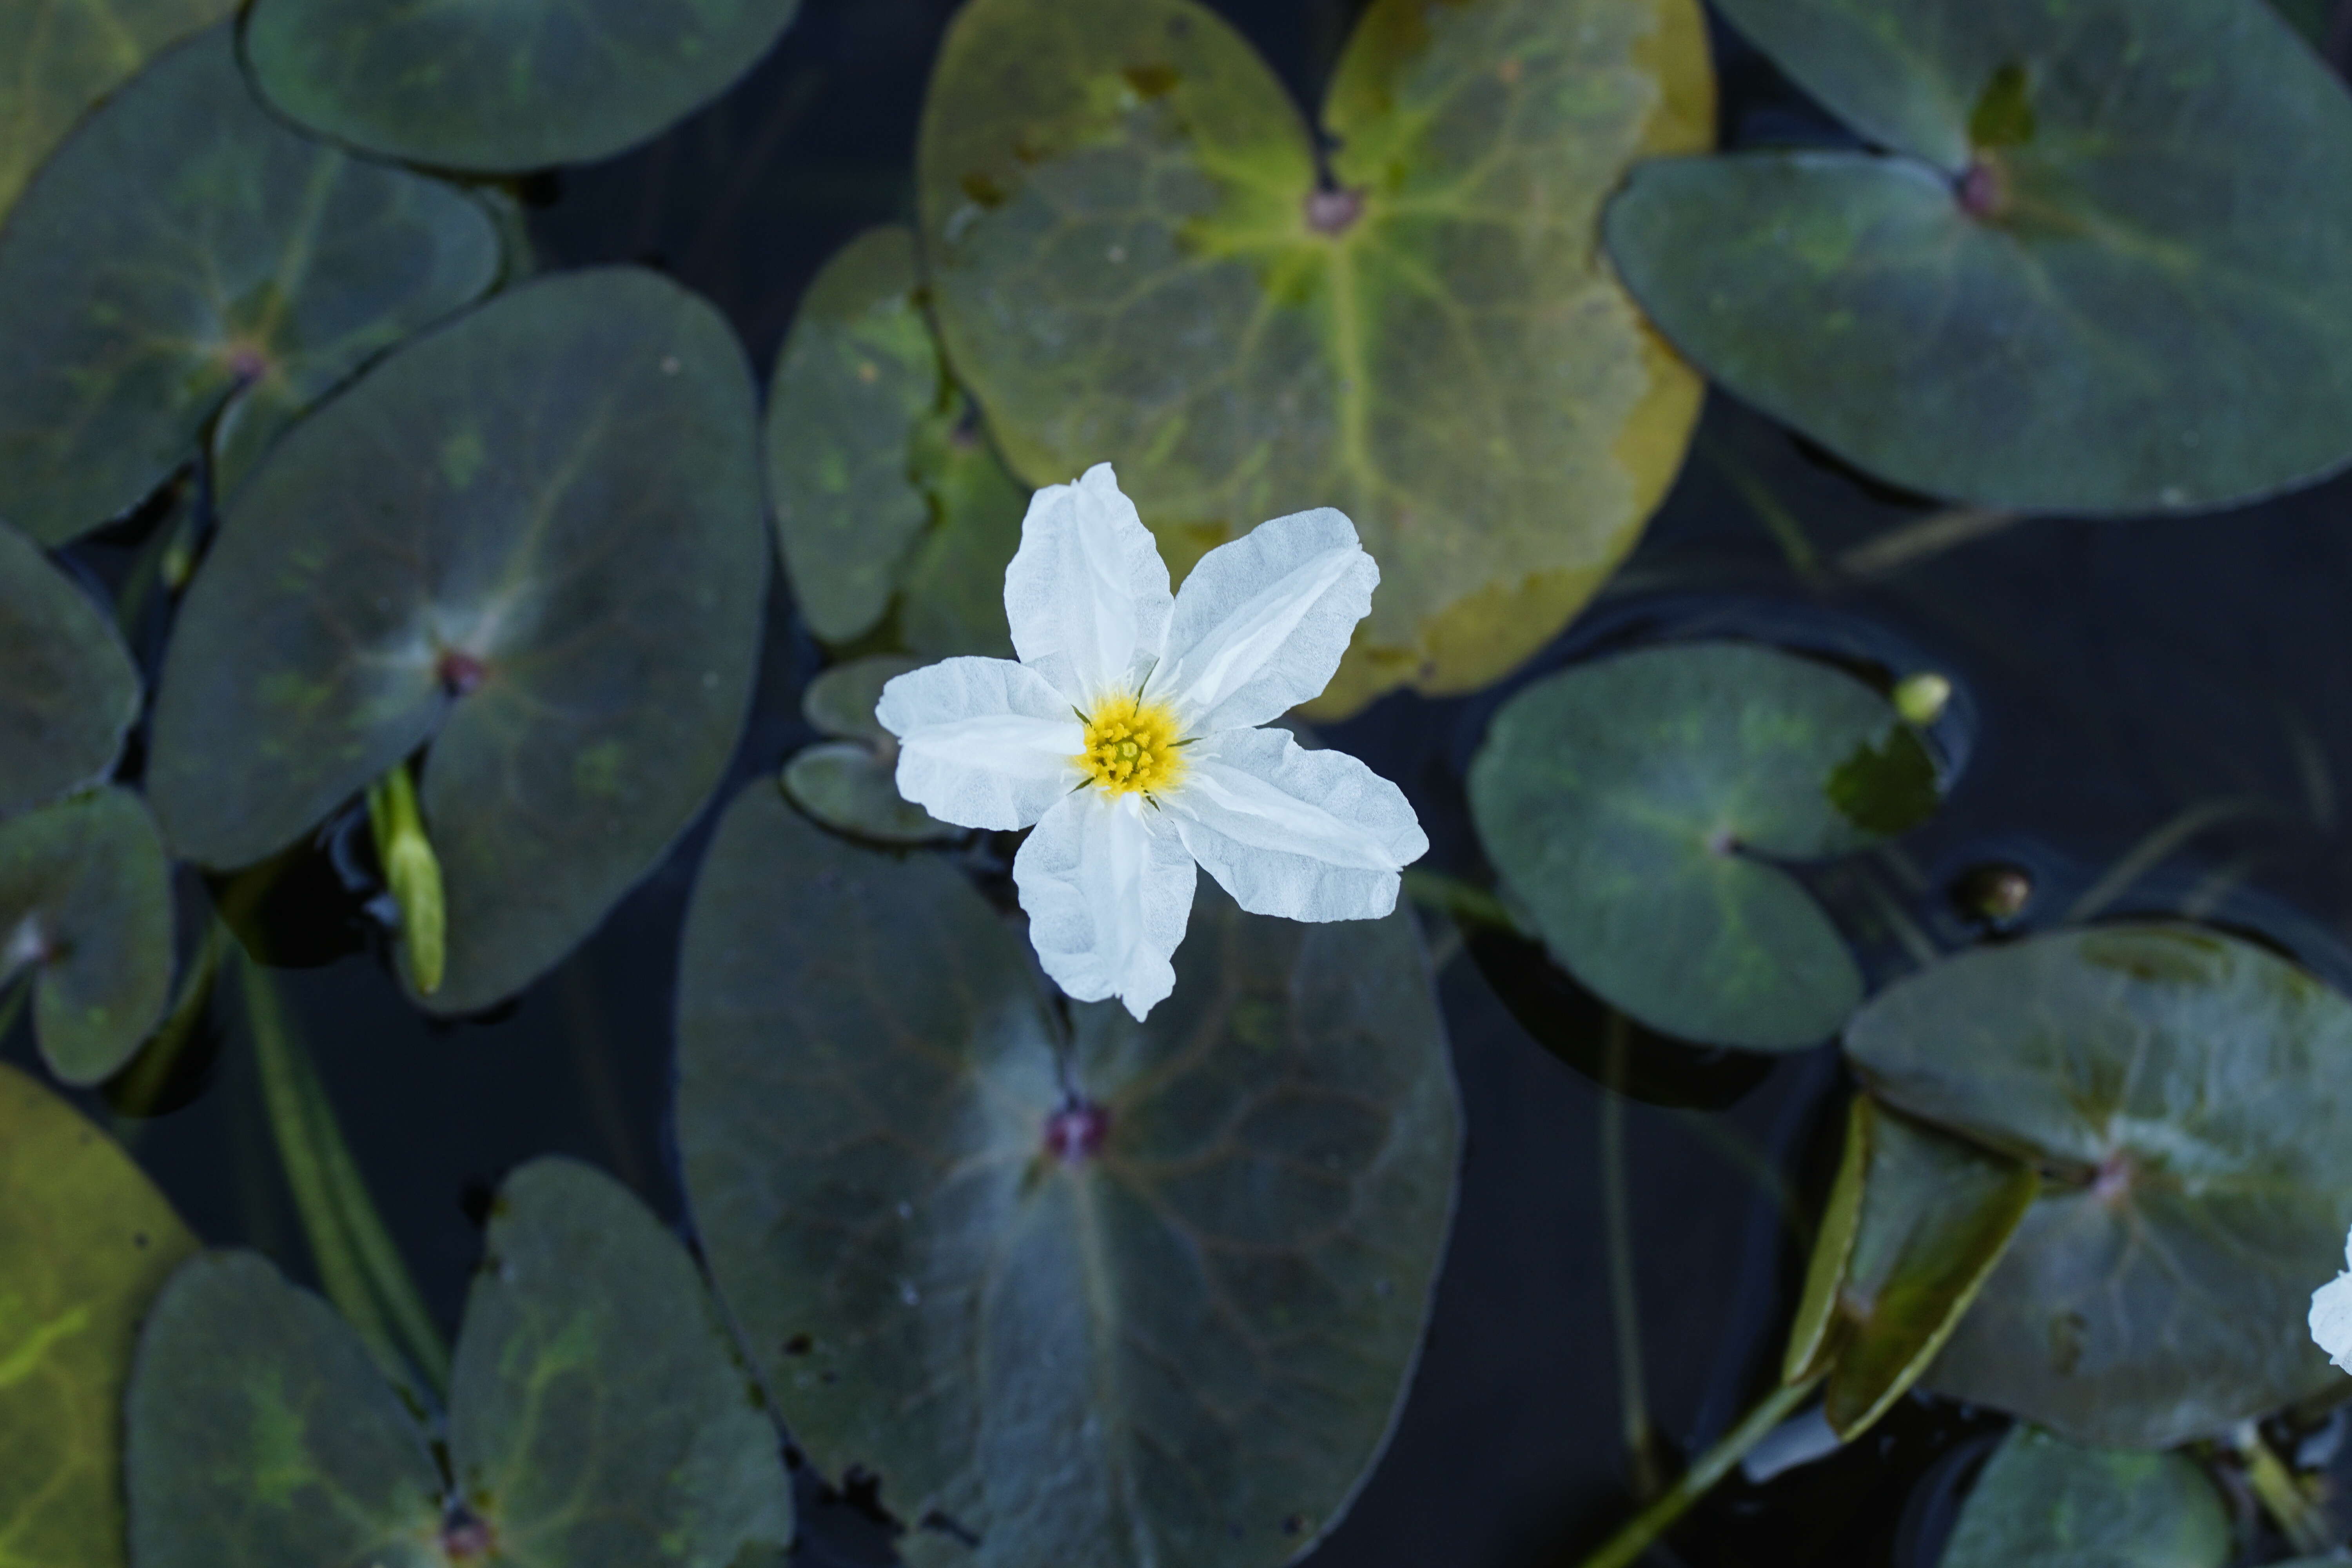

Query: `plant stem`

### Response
(1600, 1016, 1661, 1497)
(2233, 1421, 2336, 1555)
(1576, 1375, 1824, 1568)
(1401, 869, 1523, 934)
(241, 955, 450, 1401)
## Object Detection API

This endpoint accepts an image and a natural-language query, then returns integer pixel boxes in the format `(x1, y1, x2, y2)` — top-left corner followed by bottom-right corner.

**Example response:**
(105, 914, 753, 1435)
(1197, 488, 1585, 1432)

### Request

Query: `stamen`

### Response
(1074, 695, 1187, 798)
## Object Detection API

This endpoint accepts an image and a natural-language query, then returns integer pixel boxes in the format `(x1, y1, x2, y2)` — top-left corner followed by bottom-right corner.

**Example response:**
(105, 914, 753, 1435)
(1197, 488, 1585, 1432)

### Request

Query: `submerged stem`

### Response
(1601, 1015, 1661, 1497)
(1576, 1375, 1824, 1568)
(2232, 1422, 2335, 1556)
(1401, 869, 1523, 934)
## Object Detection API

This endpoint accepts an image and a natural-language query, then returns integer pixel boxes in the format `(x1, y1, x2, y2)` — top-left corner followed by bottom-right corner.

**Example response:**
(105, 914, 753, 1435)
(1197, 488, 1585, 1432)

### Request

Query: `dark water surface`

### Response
(17, 3, 2352, 1563)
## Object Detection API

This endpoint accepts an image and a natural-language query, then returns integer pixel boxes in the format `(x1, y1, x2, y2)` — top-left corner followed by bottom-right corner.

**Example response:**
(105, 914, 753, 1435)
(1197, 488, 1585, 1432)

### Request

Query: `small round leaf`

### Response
(1938, 1427, 2229, 1568)
(0, 523, 139, 818)
(781, 745, 956, 846)
(1846, 924, 2352, 1447)
(0, 25, 501, 546)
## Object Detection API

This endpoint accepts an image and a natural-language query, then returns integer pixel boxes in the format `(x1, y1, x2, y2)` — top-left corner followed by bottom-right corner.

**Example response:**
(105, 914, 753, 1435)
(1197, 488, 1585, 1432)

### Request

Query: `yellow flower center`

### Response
(1077, 695, 1185, 798)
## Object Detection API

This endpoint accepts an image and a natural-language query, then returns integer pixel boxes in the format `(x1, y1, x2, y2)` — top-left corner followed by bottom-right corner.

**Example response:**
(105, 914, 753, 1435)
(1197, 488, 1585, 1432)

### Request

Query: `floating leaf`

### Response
(1467, 642, 1936, 1050)
(802, 657, 919, 746)
(0, 0, 233, 222)
(245, 0, 803, 172)
(675, 787, 1459, 1566)
(0, 1062, 197, 1568)
(918, 0, 1712, 713)
(1846, 924, 2352, 1447)
(781, 657, 956, 846)
(0, 25, 501, 547)
(0, 788, 174, 1086)
(127, 1158, 791, 1567)
(1783, 1096, 2036, 1438)
(765, 226, 1022, 654)
(1938, 1427, 2229, 1568)
(1604, 0, 2352, 513)
(0, 523, 139, 818)
(148, 268, 766, 1014)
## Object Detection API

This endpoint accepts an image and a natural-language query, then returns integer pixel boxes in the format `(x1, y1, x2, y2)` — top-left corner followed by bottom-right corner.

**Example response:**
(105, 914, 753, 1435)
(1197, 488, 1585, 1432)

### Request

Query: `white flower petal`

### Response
(1163, 727, 1427, 922)
(1148, 507, 1377, 732)
(1002, 463, 1172, 706)
(875, 657, 1082, 831)
(1014, 789, 1196, 1020)
(2314, 1264, 2352, 1373)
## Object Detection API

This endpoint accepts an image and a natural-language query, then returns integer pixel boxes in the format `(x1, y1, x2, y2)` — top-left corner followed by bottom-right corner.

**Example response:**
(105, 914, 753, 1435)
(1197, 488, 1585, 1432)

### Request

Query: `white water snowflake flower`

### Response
(2312, 1227, 2352, 1372)
(876, 463, 1428, 1020)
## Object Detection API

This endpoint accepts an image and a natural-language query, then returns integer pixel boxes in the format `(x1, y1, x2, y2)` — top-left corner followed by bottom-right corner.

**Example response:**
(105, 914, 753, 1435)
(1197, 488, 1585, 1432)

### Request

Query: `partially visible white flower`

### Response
(877, 463, 1427, 1020)
(2312, 1227, 2352, 1372)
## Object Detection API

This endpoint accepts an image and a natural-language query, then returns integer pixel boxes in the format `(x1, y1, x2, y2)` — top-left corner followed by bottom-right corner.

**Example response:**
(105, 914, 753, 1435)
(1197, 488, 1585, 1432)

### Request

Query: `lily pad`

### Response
(1846, 924, 2352, 1447)
(1466, 642, 1939, 1051)
(917, 0, 1713, 713)
(0, 24, 501, 547)
(0, 1062, 197, 1568)
(127, 1158, 791, 1567)
(1784, 1096, 2036, 1438)
(244, 0, 804, 172)
(1604, 0, 2352, 514)
(0, 523, 140, 818)
(147, 267, 766, 1014)
(765, 226, 1023, 654)
(781, 657, 956, 845)
(1938, 1427, 2229, 1568)
(0, 0, 232, 222)
(675, 786, 1460, 1566)
(0, 788, 174, 1086)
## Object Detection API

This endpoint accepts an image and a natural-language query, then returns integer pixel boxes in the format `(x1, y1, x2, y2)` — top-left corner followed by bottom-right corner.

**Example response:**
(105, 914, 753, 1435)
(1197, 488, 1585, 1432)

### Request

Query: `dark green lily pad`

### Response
(1784, 1096, 2036, 1438)
(1467, 642, 1940, 1050)
(0, 523, 140, 818)
(0, 788, 174, 1086)
(765, 226, 1022, 655)
(1846, 924, 2352, 1447)
(0, 0, 232, 221)
(1605, 0, 2352, 514)
(1938, 1427, 2229, 1568)
(245, 0, 803, 172)
(0, 25, 501, 547)
(675, 786, 1459, 1566)
(147, 267, 766, 1014)
(917, 0, 1713, 714)
(0, 1062, 198, 1568)
(127, 1158, 791, 1567)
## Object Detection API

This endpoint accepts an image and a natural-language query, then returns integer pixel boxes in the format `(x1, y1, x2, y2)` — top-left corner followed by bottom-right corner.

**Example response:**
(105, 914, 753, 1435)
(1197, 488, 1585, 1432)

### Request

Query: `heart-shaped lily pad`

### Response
(1784, 1095, 2036, 1438)
(675, 786, 1460, 1566)
(766, 226, 1023, 655)
(0, 24, 501, 548)
(1, 788, 174, 1086)
(782, 657, 956, 845)
(147, 267, 766, 1014)
(127, 1157, 792, 1568)
(1938, 1427, 2229, 1568)
(0, 1062, 197, 1568)
(918, 0, 1712, 714)
(1604, 0, 2352, 514)
(0, 0, 232, 222)
(1846, 924, 2352, 1448)
(1467, 642, 1942, 1051)
(244, 0, 803, 173)
(0, 523, 140, 818)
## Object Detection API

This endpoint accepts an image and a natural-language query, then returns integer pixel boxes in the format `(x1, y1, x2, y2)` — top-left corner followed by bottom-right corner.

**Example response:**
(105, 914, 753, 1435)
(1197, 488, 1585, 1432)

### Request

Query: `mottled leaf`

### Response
(0, 1062, 196, 1568)
(0, 789, 174, 1085)
(0, 524, 139, 818)
(918, 0, 1711, 713)
(675, 787, 1459, 1566)
(1467, 642, 1937, 1050)
(1846, 925, 2352, 1446)
(148, 267, 766, 1014)
(1939, 1427, 2229, 1568)
(0, 25, 501, 546)
(245, 0, 803, 172)
(765, 226, 1023, 654)
(1605, 0, 2352, 512)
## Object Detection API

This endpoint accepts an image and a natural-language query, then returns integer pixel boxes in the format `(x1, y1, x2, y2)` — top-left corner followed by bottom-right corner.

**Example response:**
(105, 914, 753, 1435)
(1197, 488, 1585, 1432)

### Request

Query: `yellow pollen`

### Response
(1077, 695, 1185, 798)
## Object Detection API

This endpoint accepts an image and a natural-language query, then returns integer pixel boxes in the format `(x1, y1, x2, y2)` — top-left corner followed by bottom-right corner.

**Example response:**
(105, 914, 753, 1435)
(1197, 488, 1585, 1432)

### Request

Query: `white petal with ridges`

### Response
(2316, 1230, 2352, 1373)
(1164, 727, 1426, 922)
(876, 657, 1082, 831)
(1002, 463, 1172, 706)
(1149, 508, 1377, 733)
(1014, 789, 1196, 1020)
